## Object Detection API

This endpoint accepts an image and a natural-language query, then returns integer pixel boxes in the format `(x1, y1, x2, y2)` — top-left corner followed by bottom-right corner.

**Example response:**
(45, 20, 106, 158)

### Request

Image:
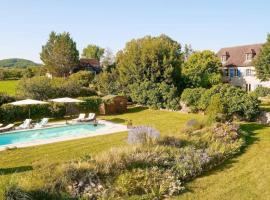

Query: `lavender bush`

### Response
(15, 122, 245, 200)
(127, 126, 160, 144)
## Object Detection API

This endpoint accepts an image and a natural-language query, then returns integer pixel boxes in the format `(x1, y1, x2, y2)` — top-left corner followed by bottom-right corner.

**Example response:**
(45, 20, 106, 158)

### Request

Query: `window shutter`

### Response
(229, 68, 234, 77)
(237, 69, 241, 77)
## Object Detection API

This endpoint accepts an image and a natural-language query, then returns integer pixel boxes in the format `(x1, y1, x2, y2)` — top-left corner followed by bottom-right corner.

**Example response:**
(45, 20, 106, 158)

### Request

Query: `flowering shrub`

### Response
(127, 126, 160, 144)
(114, 167, 184, 197)
(173, 147, 210, 180)
(55, 163, 104, 199)
(7, 123, 245, 200)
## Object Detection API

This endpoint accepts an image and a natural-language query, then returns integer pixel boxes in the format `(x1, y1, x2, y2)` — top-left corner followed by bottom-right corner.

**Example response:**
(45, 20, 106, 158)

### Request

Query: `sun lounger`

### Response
(0, 124, 15, 133)
(72, 113, 86, 122)
(83, 113, 96, 122)
(17, 119, 32, 129)
(34, 118, 49, 129)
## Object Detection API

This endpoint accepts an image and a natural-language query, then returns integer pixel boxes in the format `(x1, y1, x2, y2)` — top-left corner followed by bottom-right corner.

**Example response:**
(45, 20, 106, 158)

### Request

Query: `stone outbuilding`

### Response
(99, 95, 127, 115)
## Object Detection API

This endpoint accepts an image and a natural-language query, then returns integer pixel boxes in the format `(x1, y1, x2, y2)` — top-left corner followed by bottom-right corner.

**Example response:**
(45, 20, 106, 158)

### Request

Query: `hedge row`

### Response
(181, 84, 260, 121)
(0, 96, 102, 123)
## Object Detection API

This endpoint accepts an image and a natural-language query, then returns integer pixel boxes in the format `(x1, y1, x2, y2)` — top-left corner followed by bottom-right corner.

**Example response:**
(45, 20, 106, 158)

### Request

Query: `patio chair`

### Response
(72, 113, 86, 122)
(34, 118, 49, 129)
(83, 113, 96, 122)
(17, 119, 32, 129)
(0, 124, 15, 133)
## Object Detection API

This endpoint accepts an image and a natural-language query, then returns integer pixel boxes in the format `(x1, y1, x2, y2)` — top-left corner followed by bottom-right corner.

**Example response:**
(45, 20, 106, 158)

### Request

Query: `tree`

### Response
(40, 31, 79, 77)
(182, 50, 222, 88)
(81, 44, 105, 61)
(114, 34, 184, 109)
(100, 48, 115, 72)
(183, 44, 194, 61)
(94, 69, 120, 95)
(117, 35, 183, 90)
(253, 34, 270, 81)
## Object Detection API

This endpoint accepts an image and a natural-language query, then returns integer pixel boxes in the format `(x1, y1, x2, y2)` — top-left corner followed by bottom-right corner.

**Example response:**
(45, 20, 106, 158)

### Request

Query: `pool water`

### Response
(0, 123, 105, 146)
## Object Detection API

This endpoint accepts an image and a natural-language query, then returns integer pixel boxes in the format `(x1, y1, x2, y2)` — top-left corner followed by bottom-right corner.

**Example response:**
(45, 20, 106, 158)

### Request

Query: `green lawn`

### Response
(172, 123, 270, 200)
(0, 107, 269, 199)
(0, 80, 18, 96)
(0, 107, 204, 198)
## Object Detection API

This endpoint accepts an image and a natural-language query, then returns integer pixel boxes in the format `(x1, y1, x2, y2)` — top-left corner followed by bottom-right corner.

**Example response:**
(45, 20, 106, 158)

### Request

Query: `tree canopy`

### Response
(81, 44, 105, 61)
(98, 34, 184, 109)
(253, 34, 270, 81)
(100, 48, 115, 72)
(182, 50, 222, 88)
(40, 31, 79, 77)
(116, 34, 183, 90)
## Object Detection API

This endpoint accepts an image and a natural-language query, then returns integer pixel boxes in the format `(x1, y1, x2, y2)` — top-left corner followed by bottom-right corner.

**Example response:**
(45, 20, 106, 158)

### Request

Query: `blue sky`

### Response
(0, 0, 269, 62)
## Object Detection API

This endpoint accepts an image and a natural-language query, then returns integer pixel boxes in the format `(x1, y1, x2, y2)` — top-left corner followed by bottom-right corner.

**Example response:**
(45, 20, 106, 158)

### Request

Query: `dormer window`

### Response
(245, 49, 256, 62)
(245, 53, 253, 62)
(221, 55, 227, 63)
(221, 51, 229, 63)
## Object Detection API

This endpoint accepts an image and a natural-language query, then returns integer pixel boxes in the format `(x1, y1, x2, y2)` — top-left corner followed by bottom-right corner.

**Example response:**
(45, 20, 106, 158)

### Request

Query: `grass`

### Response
(0, 80, 18, 96)
(0, 107, 269, 199)
(0, 107, 204, 198)
(172, 123, 270, 200)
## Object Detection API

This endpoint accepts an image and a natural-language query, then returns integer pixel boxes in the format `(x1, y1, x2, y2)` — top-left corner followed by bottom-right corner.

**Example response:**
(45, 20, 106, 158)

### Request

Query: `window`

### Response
(256, 84, 262, 89)
(246, 69, 253, 76)
(246, 53, 253, 61)
(246, 84, 251, 92)
(221, 55, 227, 63)
(234, 68, 238, 77)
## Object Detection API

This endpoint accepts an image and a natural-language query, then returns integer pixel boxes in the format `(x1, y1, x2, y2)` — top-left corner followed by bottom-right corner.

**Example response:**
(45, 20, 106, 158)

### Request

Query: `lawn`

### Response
(0, 107, 269, 199)
(172, 123, 270, 200)
(0, 80, 18, 96)
(0, 107, 204, 198)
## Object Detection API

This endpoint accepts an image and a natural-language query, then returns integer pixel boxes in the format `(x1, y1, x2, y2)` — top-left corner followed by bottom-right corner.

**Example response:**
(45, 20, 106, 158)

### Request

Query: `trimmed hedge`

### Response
(181, 84, 260, 121)
(77, 96, 102, 113)
(0, 92, 15, 106)
(16, 76, 97, 100)
(0, 96, 102, 123)
(0, 103, 65, 123)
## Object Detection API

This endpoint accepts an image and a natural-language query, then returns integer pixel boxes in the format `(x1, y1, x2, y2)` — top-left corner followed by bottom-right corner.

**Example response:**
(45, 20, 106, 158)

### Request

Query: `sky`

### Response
(0, 0, 269, 63)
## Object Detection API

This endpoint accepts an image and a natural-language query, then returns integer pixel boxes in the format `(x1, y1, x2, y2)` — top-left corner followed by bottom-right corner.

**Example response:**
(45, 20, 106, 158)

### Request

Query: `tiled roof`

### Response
(80, 58, 100, 67)
(217, 43, 263, 67)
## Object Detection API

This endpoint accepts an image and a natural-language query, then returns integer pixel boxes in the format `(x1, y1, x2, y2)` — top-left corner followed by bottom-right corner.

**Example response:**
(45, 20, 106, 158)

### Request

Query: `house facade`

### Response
(217, 44, 270, 91)
(46, 58, 102, 78)
(72, 58, 102, 74)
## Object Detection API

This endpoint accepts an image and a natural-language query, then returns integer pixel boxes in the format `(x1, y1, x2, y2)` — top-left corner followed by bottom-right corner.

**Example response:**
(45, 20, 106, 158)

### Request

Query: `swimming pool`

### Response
(0, 123, 105, 147)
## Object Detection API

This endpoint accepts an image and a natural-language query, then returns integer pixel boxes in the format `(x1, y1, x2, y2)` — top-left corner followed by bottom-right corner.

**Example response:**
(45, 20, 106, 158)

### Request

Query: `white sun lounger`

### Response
(17, 119, 32, 129)
(83, 113, 96, 122)
(34, 118, 49, 129)
(72, 113, 86, 122)
(0, 124, 15, 133)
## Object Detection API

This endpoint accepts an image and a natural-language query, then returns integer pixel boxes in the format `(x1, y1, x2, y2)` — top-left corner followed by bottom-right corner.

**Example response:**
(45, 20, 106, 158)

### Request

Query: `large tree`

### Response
(182, 50, 222, 88)
(115, 34, 183, 109)
(100, 48, 115, 72)
(254, 34, 270, 81)
(40, 32, 79, 77)
(81, 44, 105, 61)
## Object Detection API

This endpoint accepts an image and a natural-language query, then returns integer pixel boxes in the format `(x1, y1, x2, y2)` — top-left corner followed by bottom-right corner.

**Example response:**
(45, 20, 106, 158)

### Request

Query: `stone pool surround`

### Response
(0, 120, 128, 151)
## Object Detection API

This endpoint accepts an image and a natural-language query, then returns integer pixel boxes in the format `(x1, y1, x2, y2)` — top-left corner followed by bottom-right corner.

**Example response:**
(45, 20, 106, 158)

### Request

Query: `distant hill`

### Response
(0, 58, 40, 68)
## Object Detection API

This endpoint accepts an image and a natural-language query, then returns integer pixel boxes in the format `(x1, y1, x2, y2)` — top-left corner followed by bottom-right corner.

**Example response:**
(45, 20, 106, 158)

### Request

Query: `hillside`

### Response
(0, 58, 40, 68)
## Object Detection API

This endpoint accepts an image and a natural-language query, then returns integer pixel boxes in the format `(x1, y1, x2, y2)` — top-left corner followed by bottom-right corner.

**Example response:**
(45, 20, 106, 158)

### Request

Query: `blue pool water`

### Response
(0, 123, 105, 146)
